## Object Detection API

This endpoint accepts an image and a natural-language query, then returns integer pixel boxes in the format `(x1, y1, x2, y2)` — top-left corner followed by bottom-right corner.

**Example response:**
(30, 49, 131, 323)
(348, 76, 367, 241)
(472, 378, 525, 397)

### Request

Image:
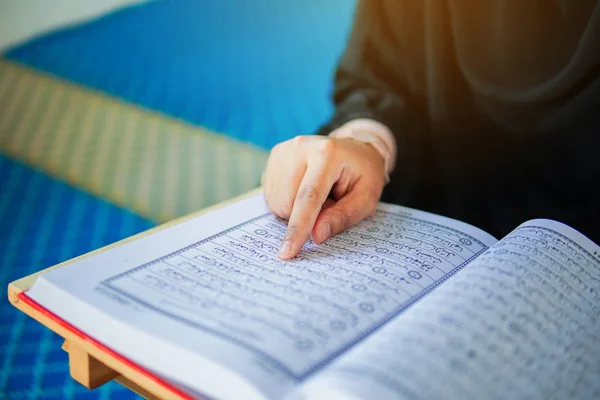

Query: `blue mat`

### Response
(5, 0, 357, 150)
(0, 153, 154, 399)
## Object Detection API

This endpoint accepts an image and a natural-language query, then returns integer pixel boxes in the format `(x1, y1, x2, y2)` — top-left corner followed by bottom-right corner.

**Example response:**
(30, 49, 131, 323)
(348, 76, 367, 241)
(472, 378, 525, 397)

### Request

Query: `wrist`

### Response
(328, 119, 397, 183)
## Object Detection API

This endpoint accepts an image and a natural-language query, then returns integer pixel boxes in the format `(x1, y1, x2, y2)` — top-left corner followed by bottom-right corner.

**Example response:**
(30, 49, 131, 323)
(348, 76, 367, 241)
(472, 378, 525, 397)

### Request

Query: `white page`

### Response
(27, 192, 496, 400)
(291, 219, 600, 400)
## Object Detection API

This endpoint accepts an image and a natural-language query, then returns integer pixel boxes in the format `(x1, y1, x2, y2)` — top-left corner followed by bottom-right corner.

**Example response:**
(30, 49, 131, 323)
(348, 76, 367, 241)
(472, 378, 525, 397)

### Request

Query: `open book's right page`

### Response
(290, 219, 600, 400)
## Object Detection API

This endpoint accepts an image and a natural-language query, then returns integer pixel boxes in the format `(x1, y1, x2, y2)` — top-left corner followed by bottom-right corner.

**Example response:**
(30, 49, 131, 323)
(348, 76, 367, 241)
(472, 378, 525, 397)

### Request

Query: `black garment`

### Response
(317, 0, 600, 243)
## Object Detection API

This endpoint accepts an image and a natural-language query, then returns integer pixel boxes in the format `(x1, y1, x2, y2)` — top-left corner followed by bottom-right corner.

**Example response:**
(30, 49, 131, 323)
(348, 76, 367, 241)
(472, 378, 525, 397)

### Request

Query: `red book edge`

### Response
(18, 290, 195, 400)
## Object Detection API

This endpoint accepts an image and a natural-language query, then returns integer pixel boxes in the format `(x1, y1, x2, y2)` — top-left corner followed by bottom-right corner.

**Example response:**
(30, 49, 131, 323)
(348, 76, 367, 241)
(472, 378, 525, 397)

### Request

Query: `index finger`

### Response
(278, 146, 340, 259)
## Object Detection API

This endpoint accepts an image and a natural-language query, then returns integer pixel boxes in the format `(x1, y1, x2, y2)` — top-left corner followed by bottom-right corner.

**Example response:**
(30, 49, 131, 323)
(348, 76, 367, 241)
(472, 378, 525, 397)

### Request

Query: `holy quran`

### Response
(23, 192, 600, 399)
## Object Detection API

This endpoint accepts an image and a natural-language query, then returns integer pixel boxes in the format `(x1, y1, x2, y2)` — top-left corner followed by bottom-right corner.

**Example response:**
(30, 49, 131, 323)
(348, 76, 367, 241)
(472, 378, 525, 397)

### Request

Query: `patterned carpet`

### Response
(1, 0, 357, 398)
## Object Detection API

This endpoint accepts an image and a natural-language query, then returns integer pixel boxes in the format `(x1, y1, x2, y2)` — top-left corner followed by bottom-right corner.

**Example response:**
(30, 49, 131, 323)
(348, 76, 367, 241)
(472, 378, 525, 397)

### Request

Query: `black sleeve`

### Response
(316, 1, 423, 135)
(317, 1, 600, 243)
(315, 0, 428, 201)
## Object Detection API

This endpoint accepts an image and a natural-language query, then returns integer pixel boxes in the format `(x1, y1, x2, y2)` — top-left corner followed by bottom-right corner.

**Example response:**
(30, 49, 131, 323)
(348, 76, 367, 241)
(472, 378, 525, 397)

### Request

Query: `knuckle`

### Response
(293, 135, 307, 146)
(269, 198, 293, 219)
(273, 138, 293, 153)
(276, 210, 291, 220)
(277, 203, 292, 219)
(319, 137, 337, 154)
(267, 201, 283, 219)
(297, 185, 320, 203)
(279, 194, 296, 218)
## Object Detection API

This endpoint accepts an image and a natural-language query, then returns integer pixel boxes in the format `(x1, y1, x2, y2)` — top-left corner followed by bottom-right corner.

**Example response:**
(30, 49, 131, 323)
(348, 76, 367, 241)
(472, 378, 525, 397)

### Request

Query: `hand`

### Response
(262, 134, 387, 260)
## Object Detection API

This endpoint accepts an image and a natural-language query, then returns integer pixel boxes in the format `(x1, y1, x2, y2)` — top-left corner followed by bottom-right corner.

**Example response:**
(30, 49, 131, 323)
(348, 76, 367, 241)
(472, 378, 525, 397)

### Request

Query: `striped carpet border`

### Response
(0, 59, 268, 223)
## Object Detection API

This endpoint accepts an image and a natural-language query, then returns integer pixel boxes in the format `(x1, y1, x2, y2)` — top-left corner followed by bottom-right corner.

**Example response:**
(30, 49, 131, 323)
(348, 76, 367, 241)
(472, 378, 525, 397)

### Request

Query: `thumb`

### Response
(311, 186, 379, 243)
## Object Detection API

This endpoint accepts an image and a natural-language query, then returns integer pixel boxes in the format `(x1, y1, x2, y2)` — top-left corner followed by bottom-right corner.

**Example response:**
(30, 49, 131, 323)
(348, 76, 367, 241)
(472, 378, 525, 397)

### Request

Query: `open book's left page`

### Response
(26, 192, 496, 400)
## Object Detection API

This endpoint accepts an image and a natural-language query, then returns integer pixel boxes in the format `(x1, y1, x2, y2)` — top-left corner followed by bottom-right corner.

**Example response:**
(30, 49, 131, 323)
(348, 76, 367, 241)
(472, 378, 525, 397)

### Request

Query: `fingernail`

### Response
(278, 240, 293, 259)
(319, 223, 331, 242)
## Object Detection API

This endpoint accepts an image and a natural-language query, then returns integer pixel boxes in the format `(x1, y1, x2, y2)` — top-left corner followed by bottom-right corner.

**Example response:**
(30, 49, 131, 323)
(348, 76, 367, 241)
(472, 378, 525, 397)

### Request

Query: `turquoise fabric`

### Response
(5, 0, 357, 150)
(0, 154, 153, 399)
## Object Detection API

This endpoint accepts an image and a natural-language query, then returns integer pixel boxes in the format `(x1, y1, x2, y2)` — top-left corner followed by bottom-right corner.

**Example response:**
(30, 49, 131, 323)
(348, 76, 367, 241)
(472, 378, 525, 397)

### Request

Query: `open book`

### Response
(22, 192, 600, 399)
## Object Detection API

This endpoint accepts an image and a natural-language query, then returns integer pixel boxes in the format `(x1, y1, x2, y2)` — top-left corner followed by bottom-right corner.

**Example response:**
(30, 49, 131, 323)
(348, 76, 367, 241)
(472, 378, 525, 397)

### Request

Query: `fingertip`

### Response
(278, 240, 295, 260)
(312, 221, 331, 244)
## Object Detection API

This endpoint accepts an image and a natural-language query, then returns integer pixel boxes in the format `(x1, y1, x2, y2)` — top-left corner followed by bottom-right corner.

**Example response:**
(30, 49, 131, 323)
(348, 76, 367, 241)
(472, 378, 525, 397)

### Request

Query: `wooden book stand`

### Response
(8, 189, 261, 399)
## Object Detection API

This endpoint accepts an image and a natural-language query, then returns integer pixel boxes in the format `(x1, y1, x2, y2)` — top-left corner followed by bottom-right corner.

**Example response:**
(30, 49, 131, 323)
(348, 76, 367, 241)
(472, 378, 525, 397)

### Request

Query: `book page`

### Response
(290, 220, 600, 400)
(26, 192, 496, 400)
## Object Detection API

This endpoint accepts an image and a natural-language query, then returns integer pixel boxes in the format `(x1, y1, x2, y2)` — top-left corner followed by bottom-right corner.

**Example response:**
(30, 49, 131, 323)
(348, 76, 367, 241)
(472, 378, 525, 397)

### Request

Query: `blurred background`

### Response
(0, 0, 356, 398)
